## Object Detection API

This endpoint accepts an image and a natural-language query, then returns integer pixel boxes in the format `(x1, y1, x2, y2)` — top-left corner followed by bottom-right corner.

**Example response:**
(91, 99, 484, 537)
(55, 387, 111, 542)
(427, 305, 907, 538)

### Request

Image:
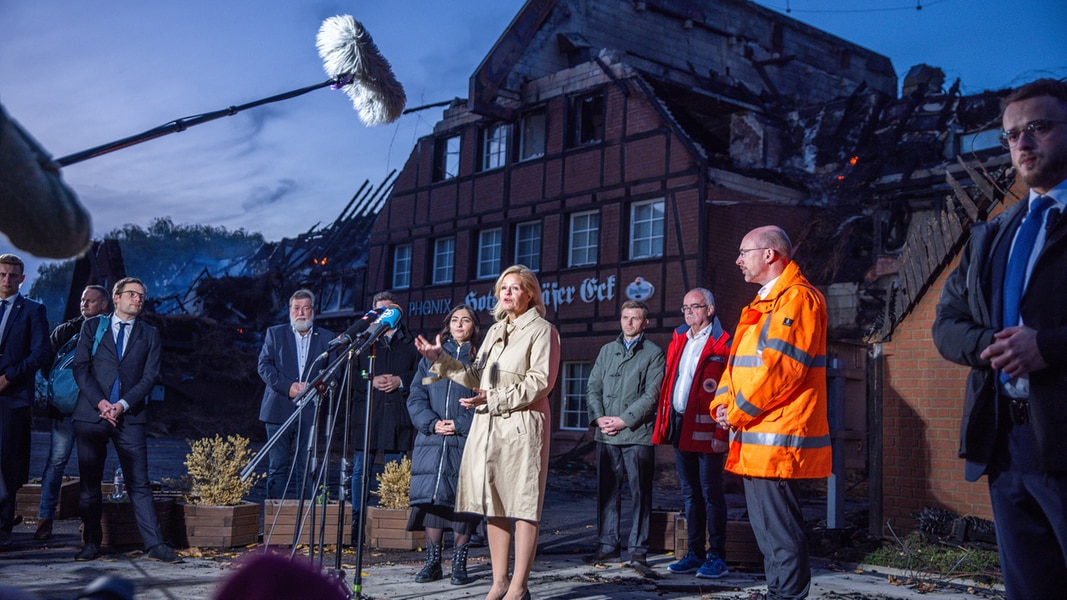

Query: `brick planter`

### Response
(263, 499, 352, 546)
(177, 501, 260, 548)
(365, 506, 425, 550)
(15, 478, 80, 519)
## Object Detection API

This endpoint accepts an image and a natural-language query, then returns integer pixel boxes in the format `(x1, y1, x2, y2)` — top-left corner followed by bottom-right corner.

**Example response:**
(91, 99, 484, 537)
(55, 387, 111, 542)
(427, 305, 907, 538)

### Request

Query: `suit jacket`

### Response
(0, 294, 52, 408)
(257, 323, 335, 424)
(71, 315, 161, 425)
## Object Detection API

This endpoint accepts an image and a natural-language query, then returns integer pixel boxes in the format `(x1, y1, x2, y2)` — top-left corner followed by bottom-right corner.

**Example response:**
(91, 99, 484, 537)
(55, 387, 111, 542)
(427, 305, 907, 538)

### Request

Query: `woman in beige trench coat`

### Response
(415, 265, 560, 600)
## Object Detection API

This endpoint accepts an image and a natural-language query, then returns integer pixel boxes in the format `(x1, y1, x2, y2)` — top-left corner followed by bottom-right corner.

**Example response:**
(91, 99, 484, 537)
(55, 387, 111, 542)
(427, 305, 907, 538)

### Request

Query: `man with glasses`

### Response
(712, 226, 830, 599)
(651, 288, 731, 578)
(72, 278, 181, 563)
(933, 78, 1067, 599)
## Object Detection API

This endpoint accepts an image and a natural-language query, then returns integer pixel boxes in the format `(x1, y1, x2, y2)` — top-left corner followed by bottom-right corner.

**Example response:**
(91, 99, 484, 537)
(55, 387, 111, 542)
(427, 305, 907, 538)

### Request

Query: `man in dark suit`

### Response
(257, 289, 333, 499)
(71, 277, 180, 563)
(0, 253, 51, 549)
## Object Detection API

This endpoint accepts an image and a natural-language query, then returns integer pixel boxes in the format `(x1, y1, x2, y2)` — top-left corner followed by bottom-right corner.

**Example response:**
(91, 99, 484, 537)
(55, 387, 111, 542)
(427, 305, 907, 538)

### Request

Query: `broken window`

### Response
(432, 237, 455, 285)
(519, 108, 547, 161)
(569, 92, 604, 147)
(568, 210, 599, 267)
(433, 133, 461, 181)
(629, 199, 664, 260)
(514, 221, 542, 272)
(480, 123, 509, 171)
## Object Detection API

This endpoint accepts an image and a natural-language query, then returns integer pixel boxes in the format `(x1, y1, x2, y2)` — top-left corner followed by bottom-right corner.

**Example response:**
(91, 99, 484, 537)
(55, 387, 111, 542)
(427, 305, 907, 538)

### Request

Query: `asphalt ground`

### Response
(0, 432, 1004, 599)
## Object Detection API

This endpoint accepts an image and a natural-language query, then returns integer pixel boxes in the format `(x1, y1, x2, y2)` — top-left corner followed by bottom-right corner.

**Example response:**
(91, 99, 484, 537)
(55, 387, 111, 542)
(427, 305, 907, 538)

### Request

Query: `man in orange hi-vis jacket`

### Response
(712, 225, 830, 600)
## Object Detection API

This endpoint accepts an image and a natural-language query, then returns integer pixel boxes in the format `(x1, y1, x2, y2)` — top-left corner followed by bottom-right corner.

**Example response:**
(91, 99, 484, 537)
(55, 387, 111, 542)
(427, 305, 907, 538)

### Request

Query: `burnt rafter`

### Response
(865, 157, 1012, 343)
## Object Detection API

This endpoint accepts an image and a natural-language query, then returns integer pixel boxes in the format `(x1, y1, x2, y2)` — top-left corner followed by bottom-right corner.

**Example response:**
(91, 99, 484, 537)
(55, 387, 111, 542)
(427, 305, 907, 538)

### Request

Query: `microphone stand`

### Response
(56, 76, 354, 167)
(351, 345, 376, 600)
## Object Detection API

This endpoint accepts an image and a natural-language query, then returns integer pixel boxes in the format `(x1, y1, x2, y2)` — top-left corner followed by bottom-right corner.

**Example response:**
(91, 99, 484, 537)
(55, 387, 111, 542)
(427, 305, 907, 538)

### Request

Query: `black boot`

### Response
(450, 542, 473, 585)
(415, 543, 443, 583)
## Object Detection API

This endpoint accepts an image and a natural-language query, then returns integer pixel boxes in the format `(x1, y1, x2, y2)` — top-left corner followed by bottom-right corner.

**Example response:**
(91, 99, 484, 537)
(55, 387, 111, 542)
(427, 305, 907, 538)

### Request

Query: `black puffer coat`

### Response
(407, 339, 475, 508)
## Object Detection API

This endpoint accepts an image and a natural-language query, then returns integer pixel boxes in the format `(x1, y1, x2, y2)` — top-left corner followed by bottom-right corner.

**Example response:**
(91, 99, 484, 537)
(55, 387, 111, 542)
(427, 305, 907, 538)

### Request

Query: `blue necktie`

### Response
(1001, 196, 1054, 383)
(109, 322, 128, 403)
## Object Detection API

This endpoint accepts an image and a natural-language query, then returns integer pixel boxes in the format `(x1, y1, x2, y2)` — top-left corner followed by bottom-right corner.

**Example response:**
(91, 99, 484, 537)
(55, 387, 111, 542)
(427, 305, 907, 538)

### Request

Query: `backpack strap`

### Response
(91, 314, 111, 355)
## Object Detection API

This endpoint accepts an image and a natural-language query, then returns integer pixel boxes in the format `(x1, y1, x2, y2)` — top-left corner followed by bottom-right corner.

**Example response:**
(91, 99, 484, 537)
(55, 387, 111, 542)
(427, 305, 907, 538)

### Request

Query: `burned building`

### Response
(362, 0, 1010, 457)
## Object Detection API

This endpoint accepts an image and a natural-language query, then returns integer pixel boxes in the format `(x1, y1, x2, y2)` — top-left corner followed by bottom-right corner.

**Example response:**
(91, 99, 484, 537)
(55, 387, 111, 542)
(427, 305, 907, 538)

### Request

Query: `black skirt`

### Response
(406, 503, 480, 535)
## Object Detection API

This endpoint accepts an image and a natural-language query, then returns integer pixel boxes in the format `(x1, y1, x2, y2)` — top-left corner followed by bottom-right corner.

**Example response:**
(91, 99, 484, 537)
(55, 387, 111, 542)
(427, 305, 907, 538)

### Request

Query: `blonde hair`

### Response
(492, 264, 545, 321)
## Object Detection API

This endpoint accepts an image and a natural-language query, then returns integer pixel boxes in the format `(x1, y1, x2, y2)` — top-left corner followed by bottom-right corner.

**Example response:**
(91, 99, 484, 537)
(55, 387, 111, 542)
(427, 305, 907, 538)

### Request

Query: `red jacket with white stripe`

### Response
(651, 318, 731, 453)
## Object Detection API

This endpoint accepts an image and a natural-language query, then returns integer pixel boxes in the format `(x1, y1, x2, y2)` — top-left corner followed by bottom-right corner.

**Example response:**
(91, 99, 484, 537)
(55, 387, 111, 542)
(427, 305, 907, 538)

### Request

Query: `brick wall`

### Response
(880, 254, 993, 533)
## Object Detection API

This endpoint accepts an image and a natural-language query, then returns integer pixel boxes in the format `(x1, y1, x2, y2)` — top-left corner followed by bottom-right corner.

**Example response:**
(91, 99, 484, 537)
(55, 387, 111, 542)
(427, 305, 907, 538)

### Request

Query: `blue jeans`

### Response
(264, 417, 314, 500)
(351, 451, 402, 513)
(38, 416, 76, 520)
(674, 447, 727, 558)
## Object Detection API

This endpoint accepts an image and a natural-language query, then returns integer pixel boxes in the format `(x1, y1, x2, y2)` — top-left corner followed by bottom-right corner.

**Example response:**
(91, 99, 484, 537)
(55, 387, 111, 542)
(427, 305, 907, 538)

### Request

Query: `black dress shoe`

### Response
(147, 544, 183, 564)
(581, 548, 621, 564)
(75, 544, 100, 561)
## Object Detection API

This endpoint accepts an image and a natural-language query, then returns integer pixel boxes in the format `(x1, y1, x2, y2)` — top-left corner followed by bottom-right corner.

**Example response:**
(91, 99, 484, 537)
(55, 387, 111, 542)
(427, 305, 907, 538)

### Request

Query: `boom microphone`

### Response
(317, 15, 407, 126)
(351, 306, 403, 355)
(319, 306, 387, 359)
(55, 15, 406, 167)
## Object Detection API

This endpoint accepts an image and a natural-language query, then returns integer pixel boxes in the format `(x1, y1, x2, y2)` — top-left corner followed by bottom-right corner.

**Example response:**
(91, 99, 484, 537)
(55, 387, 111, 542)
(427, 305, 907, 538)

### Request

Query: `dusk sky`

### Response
(3, 0, 1065, 288)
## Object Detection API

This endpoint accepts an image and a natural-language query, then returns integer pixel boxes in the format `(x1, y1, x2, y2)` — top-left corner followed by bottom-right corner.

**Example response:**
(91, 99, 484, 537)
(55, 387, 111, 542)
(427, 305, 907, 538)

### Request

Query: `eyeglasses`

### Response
(680, 304, 708, 314)
(119, 290, 146, 301)
(737, 247, 769, 258)
(999, 119, 1067, 148)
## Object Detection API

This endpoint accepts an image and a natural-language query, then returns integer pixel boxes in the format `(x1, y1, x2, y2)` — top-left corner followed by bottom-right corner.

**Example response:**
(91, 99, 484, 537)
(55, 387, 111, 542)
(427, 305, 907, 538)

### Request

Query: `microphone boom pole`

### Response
(56, 15, 404, 168)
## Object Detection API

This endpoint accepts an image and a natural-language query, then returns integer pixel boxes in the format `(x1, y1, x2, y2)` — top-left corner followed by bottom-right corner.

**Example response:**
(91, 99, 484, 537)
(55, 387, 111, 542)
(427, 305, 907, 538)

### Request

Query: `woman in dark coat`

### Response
(406, 304, 482, 585)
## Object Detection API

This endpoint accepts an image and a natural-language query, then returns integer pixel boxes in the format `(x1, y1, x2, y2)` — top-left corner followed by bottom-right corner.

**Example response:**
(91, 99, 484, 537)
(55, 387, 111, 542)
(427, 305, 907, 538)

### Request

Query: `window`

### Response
(392, 243, 412, 289)
(561, 362, 592, 430)
(432, 237, 455, 284)
(568, 210, 599, 267)
(480, 123, 509, 171)
(519, 108, 547, 160)
(514, 221, 542, 272)
(433, 134, 461, 181)
(476, 228, 502, 280)
(569, 92, 604, 147)
(629, 199, 665, 259)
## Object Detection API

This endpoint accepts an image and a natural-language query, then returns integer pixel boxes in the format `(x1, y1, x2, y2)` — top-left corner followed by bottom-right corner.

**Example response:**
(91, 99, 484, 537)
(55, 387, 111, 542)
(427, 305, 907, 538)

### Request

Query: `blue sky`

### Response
(2, 0, 1065, 288)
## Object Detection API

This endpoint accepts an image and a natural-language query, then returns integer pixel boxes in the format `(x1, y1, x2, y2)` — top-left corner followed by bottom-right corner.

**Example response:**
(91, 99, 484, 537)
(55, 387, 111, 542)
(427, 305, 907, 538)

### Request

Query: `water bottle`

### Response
(111, 466, 127, 502)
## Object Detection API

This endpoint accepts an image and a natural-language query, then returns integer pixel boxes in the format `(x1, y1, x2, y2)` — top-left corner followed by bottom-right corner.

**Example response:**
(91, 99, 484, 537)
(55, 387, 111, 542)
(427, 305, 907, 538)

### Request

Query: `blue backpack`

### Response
(46, 316, 111, 415)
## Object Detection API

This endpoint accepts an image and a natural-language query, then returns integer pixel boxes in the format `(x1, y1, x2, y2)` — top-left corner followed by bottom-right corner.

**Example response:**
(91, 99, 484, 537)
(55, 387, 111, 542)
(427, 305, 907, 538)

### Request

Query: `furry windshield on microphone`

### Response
(317, 15, 406, 126)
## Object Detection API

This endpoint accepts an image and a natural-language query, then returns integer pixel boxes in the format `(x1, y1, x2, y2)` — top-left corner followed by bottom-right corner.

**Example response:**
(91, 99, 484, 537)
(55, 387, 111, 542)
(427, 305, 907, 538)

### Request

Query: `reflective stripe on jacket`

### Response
(711, 261, 831, 479)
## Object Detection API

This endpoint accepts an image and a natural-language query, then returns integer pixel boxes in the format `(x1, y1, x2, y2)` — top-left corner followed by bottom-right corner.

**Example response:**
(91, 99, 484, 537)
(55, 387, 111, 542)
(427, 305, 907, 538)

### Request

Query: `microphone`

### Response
(350, 306, 403, 356)
(318, 306, 387, 359)
(316, 15, 406, 126)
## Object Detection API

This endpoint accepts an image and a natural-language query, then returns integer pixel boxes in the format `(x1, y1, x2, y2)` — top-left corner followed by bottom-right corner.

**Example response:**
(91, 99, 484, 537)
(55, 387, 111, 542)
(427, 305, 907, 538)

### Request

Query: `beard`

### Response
(291, 316, 314, 333)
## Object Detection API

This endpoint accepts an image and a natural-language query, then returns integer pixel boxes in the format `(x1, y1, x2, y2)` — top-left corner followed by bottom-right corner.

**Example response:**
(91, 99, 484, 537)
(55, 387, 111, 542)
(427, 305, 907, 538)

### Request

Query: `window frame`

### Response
(560, 361, 592, 430)
(432, 236, 455, 285)
(476, 228, 503, 280)
(629, 198, 665, 260)
(569, 91, 605, 148)
(514, 221, 542, 272)
(568, 210, 600, 267)
(480, 122, 509, 171)
(518, 107, 547, 161)
(433, 133, 461, 182)
(392, 243, 412, 289)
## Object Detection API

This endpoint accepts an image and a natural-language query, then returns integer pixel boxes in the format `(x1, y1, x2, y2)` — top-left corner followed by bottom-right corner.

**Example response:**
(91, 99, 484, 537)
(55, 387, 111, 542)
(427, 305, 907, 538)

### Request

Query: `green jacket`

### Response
(586, 333, 666, 446)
